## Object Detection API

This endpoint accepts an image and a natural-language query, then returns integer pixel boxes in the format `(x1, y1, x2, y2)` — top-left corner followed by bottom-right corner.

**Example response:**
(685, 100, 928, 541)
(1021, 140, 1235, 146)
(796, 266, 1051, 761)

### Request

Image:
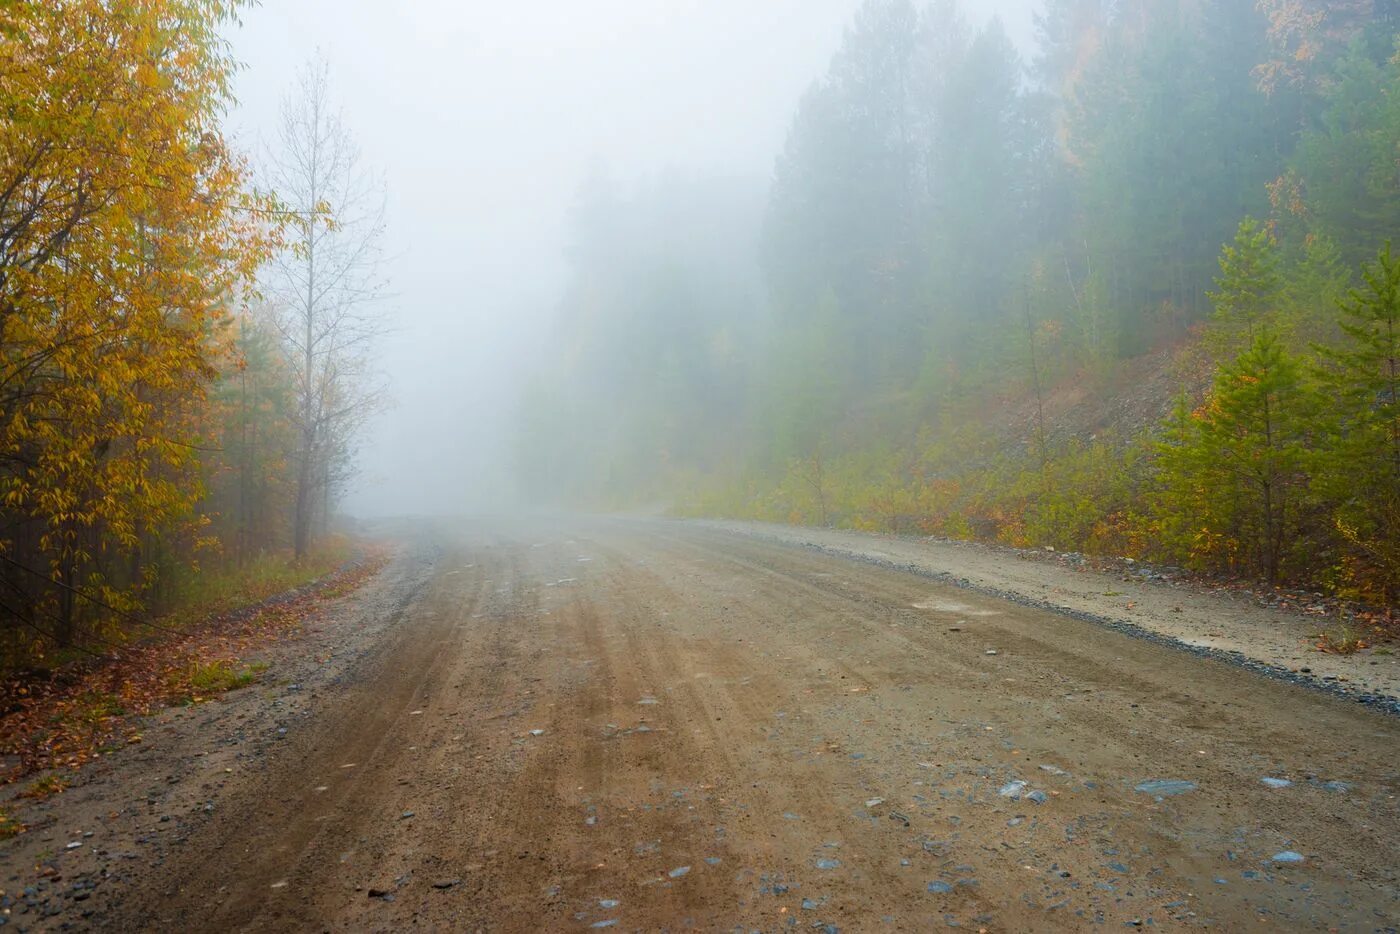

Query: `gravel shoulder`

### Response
(694, 519, 1400, 709)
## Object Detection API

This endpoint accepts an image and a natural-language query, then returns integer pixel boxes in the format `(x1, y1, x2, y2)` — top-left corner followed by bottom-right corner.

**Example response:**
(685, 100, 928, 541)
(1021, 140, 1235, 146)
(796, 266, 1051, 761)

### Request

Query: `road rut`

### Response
(79, 518, 1400, 930)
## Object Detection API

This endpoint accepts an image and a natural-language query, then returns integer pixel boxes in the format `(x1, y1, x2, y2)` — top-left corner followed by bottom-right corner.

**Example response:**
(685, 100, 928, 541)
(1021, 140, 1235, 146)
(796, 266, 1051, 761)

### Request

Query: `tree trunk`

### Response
(294, 205, 317, 562)
(294, 432, 314, 562)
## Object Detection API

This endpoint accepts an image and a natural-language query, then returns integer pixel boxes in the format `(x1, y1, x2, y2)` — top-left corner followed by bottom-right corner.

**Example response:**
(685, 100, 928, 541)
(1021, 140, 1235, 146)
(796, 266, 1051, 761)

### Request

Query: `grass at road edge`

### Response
(156, 537, 356, 632)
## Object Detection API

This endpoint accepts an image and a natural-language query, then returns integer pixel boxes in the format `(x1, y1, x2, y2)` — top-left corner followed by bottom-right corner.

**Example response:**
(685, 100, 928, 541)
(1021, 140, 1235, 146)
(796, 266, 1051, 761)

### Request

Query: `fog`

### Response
(10, 0, 1399, 914)
(226, 0, 1041, 517)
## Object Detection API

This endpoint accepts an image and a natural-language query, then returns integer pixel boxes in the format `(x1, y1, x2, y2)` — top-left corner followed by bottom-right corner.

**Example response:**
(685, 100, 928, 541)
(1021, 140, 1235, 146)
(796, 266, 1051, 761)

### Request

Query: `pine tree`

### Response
(1282, 233, 1351, 347)
(1207, 217, 1281, 355)
(1154, 330, 1318, 581)
(1292, 44, 1400, 267)
(1316, 242, 1400, 603)
(1152, 392, 1223, 564)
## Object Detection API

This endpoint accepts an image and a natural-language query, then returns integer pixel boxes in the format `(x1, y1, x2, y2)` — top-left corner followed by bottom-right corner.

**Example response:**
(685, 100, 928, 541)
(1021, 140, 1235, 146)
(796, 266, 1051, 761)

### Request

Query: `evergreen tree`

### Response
(922, 18, 1034, 359)
(1153, 392, 1216, 562)
(1033, 0, 1107, 92)
(1067, 1, 1289, 351)
(1282, 232, 1352, 347)
(763, 0, 927, 392)
(1292, 43, 1400, 265)
(1316, 243, 1400, 602)
(1155, 331, 1318, 581)
(1207, 217, 1282, 354)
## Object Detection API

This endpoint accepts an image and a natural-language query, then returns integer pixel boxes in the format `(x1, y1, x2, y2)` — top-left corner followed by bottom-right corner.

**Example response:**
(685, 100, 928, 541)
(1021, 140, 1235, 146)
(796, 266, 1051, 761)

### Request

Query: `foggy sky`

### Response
(227, 0, 1042, 517)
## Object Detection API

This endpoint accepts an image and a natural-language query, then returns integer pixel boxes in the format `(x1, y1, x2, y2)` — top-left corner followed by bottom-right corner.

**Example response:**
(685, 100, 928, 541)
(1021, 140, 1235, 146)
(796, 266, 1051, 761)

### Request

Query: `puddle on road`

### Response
(912, 598, 1001, 616)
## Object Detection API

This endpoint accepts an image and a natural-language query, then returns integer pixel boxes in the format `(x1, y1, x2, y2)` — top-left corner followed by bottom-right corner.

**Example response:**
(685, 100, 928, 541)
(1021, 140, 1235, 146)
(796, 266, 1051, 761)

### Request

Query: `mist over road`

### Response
(107, 518, 1398, 931)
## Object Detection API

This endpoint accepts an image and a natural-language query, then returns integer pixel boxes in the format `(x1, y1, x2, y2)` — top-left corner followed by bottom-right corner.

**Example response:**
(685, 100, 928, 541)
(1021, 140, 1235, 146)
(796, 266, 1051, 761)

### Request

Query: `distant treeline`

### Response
(522, 0, 1399, 605)
(0, 2, 383, 664)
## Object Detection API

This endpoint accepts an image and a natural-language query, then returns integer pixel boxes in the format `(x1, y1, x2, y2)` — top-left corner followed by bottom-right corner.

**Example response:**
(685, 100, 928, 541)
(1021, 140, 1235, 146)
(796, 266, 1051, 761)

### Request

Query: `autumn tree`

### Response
(263, 58, 388, 561)
(0, 0, 269, 651)
(1254, 0, 1398, 96)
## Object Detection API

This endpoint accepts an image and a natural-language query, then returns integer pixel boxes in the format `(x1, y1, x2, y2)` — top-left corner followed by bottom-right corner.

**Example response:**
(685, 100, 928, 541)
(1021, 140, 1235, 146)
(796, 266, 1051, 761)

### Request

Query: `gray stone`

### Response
(1134, 779, 1196, 796)
(998, 781, 1027, 798)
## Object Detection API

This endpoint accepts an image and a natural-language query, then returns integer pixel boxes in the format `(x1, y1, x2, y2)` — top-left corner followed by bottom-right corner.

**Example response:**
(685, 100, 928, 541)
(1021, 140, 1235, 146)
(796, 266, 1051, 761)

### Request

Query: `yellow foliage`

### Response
(0, 0, 272, 645)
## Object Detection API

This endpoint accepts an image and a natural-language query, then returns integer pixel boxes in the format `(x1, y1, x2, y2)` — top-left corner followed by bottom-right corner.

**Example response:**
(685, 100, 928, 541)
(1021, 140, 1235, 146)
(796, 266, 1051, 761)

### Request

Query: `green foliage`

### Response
(202, 314, 301, 568)
(157, 538, 350, 630)
(1009, 438, 1150, 556)
(178, 659, 268, 699)
(1207, 218, 1282, 355)
(71, 691, 125, 726)
(0, 807, 22, 839)
(1066, 1, 1287, 353)
(1314, 243, 1400, 602)
(1291, 40, 1400, 267)
(20, 773, 70, 800)
(1153, 331, 1320, 581)
(1281, 233, 1352, 348)
(684, 231, 1399, 603)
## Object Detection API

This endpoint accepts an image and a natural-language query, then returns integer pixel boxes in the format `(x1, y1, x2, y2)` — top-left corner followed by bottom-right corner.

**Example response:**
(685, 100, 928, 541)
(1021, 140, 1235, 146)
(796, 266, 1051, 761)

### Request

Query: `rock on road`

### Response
(29, 518, 1400, 930)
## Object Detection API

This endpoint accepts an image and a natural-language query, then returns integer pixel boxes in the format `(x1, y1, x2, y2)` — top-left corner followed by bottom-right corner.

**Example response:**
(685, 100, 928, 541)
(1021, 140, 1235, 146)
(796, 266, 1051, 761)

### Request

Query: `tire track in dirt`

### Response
(576, 521, 1400, 928)
(106, 538, 486, 930)
(303, 538, 541, 928)
(92, 518, 1400, 932)
(653, 524, 1380, 766)
(495, 545, 748, 930)
(560, 527, 1031, 929)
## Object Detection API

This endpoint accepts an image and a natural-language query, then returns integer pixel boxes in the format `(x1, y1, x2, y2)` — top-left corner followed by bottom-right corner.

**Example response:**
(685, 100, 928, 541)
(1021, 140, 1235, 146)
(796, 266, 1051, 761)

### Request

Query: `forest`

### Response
(520, 0, 1400, 607)
(0, 1, 386, 665)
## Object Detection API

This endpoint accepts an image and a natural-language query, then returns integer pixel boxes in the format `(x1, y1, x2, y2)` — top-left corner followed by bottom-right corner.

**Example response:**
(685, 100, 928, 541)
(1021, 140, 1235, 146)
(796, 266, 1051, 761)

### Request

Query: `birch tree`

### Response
(264, 57, 388, 560)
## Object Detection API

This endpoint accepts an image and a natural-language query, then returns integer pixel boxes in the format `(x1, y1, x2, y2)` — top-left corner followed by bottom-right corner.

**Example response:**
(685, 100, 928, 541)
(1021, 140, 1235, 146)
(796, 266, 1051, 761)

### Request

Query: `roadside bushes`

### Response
(1151, 331, 1320, 582)
(689, 237, 1399, 607)
(1146, 239, 1399, 600)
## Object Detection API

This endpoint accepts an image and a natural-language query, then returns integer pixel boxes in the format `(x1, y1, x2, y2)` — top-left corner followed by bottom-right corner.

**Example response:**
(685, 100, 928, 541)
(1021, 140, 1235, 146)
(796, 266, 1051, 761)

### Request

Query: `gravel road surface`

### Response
(5, 517, 1397, 932)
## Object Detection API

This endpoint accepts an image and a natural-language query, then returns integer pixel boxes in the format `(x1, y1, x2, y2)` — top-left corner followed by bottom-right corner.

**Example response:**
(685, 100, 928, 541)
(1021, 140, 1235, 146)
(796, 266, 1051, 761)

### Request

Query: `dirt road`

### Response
(7, 518, 1400, 931)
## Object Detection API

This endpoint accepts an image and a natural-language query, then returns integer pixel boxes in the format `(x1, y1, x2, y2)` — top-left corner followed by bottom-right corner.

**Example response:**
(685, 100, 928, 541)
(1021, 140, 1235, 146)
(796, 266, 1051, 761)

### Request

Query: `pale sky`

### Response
(226, 0, 1042, 516)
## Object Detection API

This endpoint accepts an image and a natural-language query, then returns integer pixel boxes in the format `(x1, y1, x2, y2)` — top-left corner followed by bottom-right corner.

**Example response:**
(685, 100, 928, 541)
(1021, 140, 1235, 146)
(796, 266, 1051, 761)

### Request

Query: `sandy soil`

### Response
(2, 517, 1397, 932)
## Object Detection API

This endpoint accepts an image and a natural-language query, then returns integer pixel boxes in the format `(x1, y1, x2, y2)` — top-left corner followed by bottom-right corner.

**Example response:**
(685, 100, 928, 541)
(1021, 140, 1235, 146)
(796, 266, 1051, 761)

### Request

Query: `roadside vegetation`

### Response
(0, 548, 388, 839)
(0, 1, 387, 670)
(520, 0, 1400, 612)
